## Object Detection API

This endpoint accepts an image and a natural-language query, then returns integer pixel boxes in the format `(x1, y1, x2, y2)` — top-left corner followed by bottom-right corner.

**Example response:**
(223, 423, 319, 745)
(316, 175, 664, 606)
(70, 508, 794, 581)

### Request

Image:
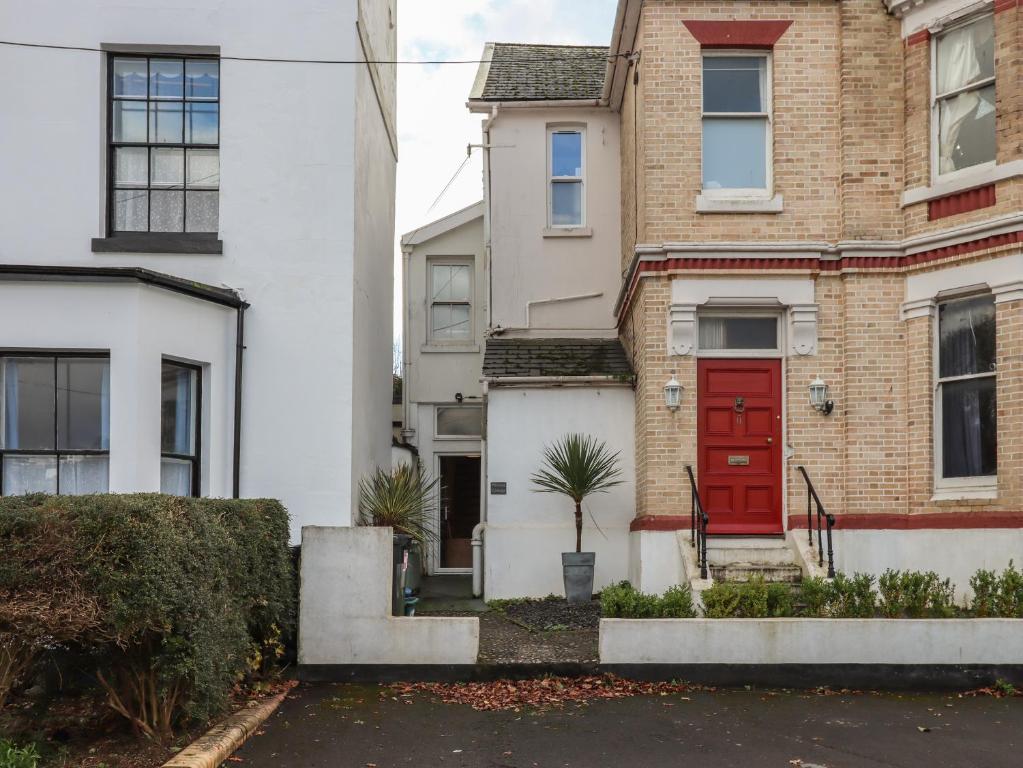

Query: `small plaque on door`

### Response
(490, 482, 507, 495)
(728, 455, 750, 466)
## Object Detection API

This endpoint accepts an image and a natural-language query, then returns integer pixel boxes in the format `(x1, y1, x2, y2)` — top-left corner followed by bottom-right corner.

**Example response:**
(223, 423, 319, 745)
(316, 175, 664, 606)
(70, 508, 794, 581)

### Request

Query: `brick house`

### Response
(611, 0, 1023, 595)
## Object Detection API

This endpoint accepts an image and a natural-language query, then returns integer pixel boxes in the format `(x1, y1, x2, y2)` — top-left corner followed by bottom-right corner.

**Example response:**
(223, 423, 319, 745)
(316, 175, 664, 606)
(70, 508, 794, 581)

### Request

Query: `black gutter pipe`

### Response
(233, 304, 246, 499)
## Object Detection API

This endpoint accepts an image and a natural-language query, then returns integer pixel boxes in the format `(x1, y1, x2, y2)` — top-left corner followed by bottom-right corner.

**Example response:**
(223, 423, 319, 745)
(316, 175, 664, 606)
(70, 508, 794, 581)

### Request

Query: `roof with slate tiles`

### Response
(483, 338, 634, 379)
(470, 43, 610, 103)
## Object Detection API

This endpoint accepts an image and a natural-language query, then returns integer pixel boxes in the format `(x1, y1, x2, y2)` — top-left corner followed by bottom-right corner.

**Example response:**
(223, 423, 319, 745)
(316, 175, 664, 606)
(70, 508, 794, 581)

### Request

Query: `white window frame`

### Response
(700, 50, 773, 200)
(694, 310, 783, 358)
(434, 405, 483, 440)
(932, 291, 997, 498)
(547, 126, 585, 228)
(930, 10, 997, 186)
(427, 259, 474, 345)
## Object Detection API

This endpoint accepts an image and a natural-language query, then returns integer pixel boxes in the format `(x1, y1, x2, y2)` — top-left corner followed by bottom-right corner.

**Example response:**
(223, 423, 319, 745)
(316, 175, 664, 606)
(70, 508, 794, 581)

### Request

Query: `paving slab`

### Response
(234, 682, 1023, 767)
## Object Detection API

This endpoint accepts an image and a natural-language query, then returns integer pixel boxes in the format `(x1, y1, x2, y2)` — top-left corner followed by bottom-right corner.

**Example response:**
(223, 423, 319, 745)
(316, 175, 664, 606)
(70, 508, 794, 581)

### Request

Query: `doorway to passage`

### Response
(697, 358, 783, 534)
(438, 455, 481, 571)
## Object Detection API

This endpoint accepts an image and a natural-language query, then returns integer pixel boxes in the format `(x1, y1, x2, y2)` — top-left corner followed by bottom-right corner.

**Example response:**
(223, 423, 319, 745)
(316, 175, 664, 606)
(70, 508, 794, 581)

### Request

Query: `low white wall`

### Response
(833, 529, 1023, 602)
(485, 386, 636, 600)
(299, 526, 478, 665)
(600, 618, 1023, 665)
(628, 530, 685, 596)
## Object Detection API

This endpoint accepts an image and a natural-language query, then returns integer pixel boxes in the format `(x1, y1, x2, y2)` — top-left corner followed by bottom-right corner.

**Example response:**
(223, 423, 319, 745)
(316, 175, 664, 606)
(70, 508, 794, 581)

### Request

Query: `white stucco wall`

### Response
(486, 108, 621, 337)
(0, 281, 236, 495)
(0, 0, 396, 539)
(485, 386, 636, 599)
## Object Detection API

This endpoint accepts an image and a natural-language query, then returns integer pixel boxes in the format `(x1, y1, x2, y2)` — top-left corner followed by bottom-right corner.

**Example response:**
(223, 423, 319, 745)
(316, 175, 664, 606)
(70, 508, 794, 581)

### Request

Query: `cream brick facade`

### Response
(615, 0, 1023, 545)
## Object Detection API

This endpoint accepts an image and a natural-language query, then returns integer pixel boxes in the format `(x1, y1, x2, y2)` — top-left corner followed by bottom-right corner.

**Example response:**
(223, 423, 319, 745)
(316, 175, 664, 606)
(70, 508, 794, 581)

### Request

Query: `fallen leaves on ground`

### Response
(388, 675, 712, 712)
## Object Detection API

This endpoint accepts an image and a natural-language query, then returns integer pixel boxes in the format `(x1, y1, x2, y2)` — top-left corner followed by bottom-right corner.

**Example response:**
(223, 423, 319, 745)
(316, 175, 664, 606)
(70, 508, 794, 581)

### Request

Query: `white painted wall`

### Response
(485, 386, 635, 599)
(485, 108, 621, 337)
(0, 281, 235, 495)
(0, 0, 396, 539)
(299, 526, 479, 665)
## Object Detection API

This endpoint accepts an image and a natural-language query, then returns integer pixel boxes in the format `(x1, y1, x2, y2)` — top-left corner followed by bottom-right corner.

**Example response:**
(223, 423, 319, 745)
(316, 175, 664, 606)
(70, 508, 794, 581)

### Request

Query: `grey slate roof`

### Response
(476, 43, 609, 102)
(483, 338, 633, 379)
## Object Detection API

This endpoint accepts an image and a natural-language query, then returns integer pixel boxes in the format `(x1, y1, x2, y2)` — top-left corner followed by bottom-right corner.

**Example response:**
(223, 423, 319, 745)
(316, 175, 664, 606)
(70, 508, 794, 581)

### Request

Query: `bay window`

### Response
(702, 54, 770, 193)
(161, 361, 200, 496)
(936, 294, 996, 488)
(0, 354, 110, 495)
(934, 14, 995, 178)
(548, 129, 584, 227)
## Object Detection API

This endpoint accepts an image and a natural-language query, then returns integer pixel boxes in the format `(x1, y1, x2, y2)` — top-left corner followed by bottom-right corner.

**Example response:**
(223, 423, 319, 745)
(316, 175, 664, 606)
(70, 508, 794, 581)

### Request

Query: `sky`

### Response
(392, 0, 619, 343)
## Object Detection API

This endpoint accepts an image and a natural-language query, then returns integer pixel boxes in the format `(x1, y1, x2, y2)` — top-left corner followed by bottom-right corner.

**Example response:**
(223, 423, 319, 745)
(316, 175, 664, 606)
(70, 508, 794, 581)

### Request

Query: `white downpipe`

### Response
(471, 521, 487, 598)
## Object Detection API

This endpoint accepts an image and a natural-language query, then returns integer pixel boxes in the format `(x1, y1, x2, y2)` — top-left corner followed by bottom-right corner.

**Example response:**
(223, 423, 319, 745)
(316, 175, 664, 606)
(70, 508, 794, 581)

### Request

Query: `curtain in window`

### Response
(937, 18, 995, 174)
(698, 318, 728, 349)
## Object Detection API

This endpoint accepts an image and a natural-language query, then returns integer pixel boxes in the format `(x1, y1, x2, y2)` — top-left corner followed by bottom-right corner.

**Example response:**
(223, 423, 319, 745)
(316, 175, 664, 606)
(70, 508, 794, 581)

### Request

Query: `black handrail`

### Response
(796, 465, 836, 578)
(685, 465, 708, 579)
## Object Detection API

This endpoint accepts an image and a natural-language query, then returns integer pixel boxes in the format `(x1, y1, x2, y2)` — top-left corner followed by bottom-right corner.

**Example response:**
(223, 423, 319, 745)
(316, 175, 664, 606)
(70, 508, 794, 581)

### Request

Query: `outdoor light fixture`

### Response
(664, 374, 683, 411)
(809, 375, 834, 416)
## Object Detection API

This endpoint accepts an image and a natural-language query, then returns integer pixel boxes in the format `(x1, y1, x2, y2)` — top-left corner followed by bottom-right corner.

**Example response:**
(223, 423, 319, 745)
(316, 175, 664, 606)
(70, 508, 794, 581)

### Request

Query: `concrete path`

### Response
(234, 682, 1022, 767)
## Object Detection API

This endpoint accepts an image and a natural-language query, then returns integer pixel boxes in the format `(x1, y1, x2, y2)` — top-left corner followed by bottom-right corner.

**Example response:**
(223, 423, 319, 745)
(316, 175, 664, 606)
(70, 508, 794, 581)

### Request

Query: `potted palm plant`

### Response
(531, 433, 623, 603)
(358, 463, 439, 611)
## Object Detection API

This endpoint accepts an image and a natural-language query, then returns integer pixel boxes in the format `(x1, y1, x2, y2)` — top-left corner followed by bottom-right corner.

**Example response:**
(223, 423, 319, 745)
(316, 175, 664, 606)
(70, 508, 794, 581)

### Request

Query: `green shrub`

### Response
(702, 578, 779, 618)
(600, 581, 696, 618)
(766, 583, 795, 617)
(878, 569, 956, 618)
(970, 562, 1023, 618)
(0, 740, 39, 768)
(0, 494, 293, 739)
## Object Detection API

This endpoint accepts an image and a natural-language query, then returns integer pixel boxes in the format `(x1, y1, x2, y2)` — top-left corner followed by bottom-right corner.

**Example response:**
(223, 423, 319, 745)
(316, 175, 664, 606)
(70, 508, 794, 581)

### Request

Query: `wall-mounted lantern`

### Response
(664, 373, 683, 411)
(809, 374, 834, 416)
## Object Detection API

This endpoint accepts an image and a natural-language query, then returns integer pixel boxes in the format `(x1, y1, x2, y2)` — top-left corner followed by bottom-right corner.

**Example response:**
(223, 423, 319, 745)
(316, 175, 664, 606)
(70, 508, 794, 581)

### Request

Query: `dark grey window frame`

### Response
(0, 350, 111, 496)
(92, 52, 223, 255)
(161, 359, 202, 498)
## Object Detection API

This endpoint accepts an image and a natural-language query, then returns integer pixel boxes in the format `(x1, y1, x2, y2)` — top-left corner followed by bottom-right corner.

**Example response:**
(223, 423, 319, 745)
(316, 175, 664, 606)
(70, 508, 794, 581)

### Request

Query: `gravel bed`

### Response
(503, 597, 601, 631)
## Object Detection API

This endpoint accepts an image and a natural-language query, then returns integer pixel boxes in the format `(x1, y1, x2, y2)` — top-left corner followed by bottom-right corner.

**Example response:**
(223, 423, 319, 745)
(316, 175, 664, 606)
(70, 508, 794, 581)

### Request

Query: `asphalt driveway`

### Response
(234, 682, 1022, 767)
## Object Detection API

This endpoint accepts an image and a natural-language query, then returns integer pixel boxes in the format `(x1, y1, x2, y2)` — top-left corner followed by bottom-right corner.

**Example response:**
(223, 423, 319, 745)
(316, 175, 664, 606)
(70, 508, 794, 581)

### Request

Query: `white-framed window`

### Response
(548, 127, 584, 227)
(696, 313, 781, 356)
(429, 261, 473, 342)
(932, 12, 995, 181)
(436, 406, 482, 438)
(702, 52, 771, 195)
(160, 360, 201, 497)
(934, 293, 997, 491)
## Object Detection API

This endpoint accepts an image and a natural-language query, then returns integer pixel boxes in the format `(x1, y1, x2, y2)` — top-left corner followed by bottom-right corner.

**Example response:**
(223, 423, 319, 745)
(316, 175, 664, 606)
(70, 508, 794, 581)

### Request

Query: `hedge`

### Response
(0, 494, 293, 740)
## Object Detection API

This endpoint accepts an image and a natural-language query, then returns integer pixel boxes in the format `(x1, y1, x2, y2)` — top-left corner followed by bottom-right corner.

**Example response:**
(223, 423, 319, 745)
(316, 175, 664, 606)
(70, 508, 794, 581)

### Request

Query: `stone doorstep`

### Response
(709, 563, 804, 584)
(162, 681, 296, 768)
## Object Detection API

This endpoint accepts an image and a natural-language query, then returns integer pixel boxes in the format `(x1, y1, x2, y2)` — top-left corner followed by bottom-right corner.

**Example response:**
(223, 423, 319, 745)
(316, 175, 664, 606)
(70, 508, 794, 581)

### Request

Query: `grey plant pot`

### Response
(562, 551, 596, 604)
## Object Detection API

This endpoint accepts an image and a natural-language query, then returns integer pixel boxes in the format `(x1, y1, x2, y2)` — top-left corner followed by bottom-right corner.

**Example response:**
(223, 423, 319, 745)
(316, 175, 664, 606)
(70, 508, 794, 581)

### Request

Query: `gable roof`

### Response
(400, 201, 484, 249)
(483, 338, 633, 379)
(469, 43, 610, 103)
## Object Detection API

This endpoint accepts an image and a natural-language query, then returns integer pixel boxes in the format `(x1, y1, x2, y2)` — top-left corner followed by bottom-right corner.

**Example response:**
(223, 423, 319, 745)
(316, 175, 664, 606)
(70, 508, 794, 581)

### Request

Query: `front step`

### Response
(705, 538, 793, 567)
(709, 562, 804, 584)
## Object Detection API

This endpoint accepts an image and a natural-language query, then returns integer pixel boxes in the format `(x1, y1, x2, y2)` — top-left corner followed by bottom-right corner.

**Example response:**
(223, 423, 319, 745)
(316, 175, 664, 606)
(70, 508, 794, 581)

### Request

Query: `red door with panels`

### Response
(697, 359, 783, 534)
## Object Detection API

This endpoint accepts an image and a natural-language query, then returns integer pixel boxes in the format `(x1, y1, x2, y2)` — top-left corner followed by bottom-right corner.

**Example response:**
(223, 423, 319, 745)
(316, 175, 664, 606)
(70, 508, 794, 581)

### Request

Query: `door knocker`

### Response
(734, 396, 745, 414)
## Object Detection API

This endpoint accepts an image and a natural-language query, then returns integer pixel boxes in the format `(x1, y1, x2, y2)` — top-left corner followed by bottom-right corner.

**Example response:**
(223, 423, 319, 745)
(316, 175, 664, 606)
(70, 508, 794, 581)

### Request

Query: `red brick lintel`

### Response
(682, 20, 793, 49)
(628, 513, 1023, 532)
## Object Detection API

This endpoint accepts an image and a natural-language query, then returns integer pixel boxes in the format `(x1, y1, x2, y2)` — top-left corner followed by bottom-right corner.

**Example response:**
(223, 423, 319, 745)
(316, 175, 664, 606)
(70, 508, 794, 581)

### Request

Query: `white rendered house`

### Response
(0, 0, 397, 538)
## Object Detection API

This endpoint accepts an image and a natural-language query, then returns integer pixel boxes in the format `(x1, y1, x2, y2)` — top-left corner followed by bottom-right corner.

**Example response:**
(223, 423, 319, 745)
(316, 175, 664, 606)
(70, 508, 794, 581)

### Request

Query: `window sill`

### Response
(902, 159, 1023, 207)
(91, 233, 223, 255)
(931, 486, 997, 502)
(421, 344, 480, 354)
(696, 194, 783, 214)
(542, 226, 592, 238)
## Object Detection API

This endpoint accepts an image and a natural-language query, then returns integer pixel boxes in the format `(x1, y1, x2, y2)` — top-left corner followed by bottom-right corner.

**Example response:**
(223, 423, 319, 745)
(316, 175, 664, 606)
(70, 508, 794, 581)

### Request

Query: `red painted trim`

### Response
(906, 29, 931, 46)
(928, 185, 996, 221)
(617, 229, 1023, 322)
(787, 512, 1023, 531)
(994, 0, 1020, 14)
(682, 20, 793, 49)
(630, 515, 690, 532)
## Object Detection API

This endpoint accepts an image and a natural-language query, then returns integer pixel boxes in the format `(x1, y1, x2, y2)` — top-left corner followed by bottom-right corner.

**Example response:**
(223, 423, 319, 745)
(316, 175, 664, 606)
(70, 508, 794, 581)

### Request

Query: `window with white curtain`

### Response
(934, 14, 995, 178)
(936, 295, 997, 485)
(161, 361, 200, 496)
(702, 54, 771, 193)
(0, 354, 110, 495)
(429, 262, 473, 342)
(698, 316, 779, 351)
(436, 406, 482, 438)
(548, 129, 584, 226)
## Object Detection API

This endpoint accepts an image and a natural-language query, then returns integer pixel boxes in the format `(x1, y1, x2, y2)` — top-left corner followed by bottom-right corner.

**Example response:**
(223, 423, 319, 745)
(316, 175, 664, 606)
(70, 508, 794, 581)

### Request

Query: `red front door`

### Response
(697, 359, 783, 535)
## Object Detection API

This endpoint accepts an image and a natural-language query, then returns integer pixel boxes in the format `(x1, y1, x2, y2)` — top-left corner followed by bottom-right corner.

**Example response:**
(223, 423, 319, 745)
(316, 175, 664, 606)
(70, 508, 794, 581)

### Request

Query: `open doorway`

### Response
(437, 455, 481, 572)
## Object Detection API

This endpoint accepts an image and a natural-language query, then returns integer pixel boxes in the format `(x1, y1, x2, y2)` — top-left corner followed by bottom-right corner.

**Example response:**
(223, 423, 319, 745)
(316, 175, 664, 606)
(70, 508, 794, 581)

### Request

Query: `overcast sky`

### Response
(392, 0, 619, 339)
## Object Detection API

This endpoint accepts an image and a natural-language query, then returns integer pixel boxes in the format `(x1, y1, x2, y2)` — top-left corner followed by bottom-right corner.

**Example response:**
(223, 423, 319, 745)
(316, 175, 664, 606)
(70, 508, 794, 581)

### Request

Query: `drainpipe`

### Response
(472, 378, 490, 598)
(482, 105, 498, 332)
(400, 245, 415, 443)
(232, 303, 248, 498)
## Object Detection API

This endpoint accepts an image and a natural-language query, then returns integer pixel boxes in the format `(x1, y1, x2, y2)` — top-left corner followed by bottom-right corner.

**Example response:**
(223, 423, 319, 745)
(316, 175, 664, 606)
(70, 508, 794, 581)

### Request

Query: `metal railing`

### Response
(796, 465, 836, 578)
(685, 465, 709, 580)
